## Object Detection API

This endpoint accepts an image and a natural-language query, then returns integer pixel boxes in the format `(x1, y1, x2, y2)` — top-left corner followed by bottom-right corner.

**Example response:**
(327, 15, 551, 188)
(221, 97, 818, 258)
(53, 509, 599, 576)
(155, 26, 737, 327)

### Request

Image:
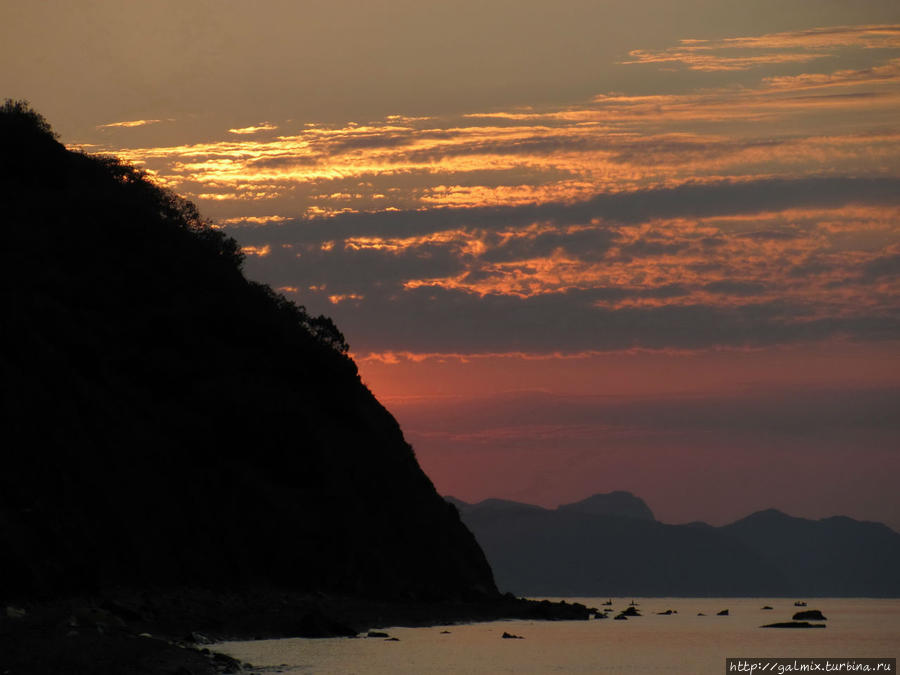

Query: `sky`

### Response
(4, 0, 899, 530)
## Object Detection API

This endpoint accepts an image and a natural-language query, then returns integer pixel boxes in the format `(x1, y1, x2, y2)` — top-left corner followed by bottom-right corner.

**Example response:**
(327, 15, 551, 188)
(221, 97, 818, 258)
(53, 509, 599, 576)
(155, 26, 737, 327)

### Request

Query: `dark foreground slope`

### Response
(0, 105, 601, 675)
(0, 101, 495, 603)
(453, 493, 900, 597)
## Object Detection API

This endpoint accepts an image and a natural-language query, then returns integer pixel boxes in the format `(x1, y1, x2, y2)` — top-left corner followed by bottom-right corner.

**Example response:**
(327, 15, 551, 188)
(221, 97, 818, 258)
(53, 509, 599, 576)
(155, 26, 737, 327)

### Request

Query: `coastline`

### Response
(0, 588, 592, 674)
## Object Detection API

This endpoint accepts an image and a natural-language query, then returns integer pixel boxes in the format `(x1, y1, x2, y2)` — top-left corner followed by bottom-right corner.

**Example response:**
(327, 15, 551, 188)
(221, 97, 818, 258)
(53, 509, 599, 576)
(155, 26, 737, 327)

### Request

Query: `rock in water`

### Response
(792, 610, 827, 621)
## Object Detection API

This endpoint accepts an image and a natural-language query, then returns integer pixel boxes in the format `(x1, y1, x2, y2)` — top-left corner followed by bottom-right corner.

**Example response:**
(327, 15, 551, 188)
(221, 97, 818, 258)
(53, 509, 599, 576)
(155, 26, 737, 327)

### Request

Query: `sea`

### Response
(214, 598, 899, 674)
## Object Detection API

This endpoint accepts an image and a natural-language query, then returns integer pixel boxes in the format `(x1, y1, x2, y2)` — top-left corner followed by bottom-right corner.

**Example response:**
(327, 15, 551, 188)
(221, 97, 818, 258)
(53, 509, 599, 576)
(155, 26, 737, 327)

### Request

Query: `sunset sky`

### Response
(4, 0, 899, 529)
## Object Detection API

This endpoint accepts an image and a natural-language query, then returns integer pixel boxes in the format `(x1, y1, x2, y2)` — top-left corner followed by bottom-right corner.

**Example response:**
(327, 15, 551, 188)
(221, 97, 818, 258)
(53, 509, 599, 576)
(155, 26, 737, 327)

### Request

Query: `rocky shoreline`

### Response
(0, 589, 593, 674)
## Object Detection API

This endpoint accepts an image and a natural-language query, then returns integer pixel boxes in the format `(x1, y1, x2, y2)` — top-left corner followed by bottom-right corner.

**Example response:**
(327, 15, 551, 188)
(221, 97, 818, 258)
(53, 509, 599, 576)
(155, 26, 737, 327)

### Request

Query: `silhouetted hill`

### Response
(722, 510, 900, 597)
(0, 100, 497, 603)
(452, 494, 784, 596)
(448, 497, 548, 515)
(558, 490, 655, 520)
(452, 494, 900, 597)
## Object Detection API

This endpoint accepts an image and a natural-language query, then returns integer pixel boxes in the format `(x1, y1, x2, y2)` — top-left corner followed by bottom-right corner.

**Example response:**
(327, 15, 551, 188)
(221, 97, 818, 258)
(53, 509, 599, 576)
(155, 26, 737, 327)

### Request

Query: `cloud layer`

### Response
(55, 14, 900, 528)
(79, 23, 900, 361)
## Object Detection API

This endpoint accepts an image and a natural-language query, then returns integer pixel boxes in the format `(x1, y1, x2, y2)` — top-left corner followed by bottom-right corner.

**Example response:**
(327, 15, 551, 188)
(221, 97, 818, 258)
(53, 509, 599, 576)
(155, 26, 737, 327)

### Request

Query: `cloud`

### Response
(701, 280, 768, 296)
(88, 49, 900, 226)
(622, 24, 900, 71)
(763, 58, 900, 91)
(860, 249, 900, 283)
(394, 385, 900, 440)
(83, 24, 900, 361)
(267, 276, 899, 354)
(621, 50, 827, 72)
(96, 119, 164, 129)
(232, 176, 900, 247)
(230, 179, 899, 356)
(228, 122, 278, 135)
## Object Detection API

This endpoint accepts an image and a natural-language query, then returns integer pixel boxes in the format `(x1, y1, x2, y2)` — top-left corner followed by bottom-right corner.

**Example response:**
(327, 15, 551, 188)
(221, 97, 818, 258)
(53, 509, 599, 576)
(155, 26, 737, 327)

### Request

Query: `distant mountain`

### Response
(722, 509, 900, 597)
(558, 490, 655, 521)
(0, 100, 496, 603)
(450, 493, 900, 597)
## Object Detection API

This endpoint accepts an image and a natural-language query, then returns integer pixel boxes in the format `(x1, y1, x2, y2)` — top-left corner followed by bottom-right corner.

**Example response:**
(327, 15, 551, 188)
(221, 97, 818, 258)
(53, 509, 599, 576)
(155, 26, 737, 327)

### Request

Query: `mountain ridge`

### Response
(450, 493, 900, 597)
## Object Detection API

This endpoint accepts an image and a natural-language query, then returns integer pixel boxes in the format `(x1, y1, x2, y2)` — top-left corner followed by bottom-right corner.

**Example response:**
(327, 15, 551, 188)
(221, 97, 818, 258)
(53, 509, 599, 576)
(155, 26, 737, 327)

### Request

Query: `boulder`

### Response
(792, 609, 827, 621)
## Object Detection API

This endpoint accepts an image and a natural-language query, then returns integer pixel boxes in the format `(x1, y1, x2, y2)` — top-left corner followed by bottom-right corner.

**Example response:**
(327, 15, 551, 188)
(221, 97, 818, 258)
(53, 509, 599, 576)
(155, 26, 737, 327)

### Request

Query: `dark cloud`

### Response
(242, 241, 466, 294)
(860, 251, 900, 283)
(789, 259, 834, 278)
(606, 137, 785, 166)
(617, 239, 691, 258)
(321, 128, 462, 153)
(398, 386, 900, 441)
(700, 236, 726, 248)
(384, 133, 784, 167)
(702, 280, 769, 295)
(229, 176, 900, 247)
(310, 285, 900, 353)
(644, 283, 690, 298)
(247, 155, 322, 169)
(738, 229, 803, 241)
(230, 175, 900, 355)
(479, 227, 619, 263)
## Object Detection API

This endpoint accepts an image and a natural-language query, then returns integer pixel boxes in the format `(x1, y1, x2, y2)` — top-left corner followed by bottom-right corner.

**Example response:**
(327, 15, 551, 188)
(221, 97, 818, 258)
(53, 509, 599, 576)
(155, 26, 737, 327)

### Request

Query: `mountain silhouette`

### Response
(0, 100, 497, 603)
(721, 509, 900, 597)
(557, 490, 655, 520)
(452, 493, 900, 597)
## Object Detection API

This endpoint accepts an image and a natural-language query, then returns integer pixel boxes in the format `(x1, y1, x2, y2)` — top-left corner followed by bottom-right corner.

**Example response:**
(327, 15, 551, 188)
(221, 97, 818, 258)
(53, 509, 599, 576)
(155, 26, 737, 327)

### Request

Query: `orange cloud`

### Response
(328, 293, 364, 304)
(228, 122, 278, 134)
(240, 244, 271, 257)
(79, 27, 899, 343)
(89, 50, 899, 218)
(621, 50, 827, 72)
(96, 119, 164, 129)
(622, 24, 900, 71)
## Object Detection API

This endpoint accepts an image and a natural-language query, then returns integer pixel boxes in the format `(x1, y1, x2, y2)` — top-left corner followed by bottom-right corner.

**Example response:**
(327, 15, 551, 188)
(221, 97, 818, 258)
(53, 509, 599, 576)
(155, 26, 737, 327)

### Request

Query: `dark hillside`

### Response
(0, 100, 496, 603)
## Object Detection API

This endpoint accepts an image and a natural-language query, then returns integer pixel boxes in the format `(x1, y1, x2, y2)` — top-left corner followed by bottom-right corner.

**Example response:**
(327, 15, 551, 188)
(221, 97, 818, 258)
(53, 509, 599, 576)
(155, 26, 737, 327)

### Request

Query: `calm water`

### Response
(215, 598, 899, 674)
